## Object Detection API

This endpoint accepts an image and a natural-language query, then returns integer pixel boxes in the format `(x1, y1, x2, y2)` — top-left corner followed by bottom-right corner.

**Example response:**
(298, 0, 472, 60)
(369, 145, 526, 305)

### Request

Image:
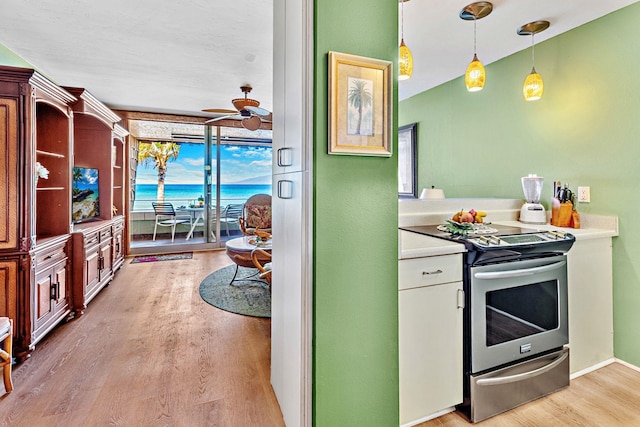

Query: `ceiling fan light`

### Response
(465, 54, 485, 92)
(523, 67, 544, 101)
(242, 115, 262, 131)
(399, 39, 413, 81)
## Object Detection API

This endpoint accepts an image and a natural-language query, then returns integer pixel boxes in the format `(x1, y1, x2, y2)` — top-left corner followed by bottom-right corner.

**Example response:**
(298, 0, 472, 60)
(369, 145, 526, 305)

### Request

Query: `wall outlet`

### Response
(578, 186, 590, 203)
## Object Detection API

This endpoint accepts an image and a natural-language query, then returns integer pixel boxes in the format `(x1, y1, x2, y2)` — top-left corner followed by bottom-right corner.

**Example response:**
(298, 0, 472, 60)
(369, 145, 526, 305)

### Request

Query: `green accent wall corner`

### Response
(400, 2, 640, 368)
(314, 0, 399, 425)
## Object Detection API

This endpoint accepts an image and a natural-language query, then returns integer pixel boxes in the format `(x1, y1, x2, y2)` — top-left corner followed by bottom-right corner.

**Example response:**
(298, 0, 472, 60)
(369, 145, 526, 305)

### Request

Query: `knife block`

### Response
(551, 198, 580, 228)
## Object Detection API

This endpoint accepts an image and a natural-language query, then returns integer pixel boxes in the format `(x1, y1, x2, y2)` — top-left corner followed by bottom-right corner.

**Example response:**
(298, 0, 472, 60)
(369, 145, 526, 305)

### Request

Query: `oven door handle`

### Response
(476, 350, 568, 386)
(473, 260, 566, 280)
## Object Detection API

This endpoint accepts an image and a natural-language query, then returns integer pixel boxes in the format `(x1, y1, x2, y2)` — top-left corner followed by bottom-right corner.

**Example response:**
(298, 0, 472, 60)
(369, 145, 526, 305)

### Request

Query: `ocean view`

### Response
(133, 183, 272, 211)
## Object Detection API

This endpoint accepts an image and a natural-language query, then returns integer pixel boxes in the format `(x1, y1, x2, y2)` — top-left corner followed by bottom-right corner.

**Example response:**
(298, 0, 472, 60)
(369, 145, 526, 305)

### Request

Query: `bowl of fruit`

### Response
(437, 209, 488, 236)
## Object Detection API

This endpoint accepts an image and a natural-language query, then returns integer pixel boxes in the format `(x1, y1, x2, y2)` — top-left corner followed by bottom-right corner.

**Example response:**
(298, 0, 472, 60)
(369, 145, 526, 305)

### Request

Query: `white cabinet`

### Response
(567, 237, 614, 374)
(399, 254, 463, 426)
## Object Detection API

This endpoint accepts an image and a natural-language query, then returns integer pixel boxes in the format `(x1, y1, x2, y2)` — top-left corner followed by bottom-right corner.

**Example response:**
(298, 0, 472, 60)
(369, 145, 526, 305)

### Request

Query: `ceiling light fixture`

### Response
(459, 2, 493, 92)
(518, 20, 550, 101)
(399, 0, 413, 81)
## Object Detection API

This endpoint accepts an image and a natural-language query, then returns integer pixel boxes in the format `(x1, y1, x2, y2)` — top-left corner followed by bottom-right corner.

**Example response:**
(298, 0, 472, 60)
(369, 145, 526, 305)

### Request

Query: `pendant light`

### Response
(399, 0, 413, 80)
(518, 20, 550, 101)
(459, 2, 493, 92)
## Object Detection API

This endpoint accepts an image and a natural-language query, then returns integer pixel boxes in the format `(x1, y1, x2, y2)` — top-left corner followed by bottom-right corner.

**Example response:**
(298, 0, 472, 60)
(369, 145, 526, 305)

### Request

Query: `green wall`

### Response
(400, 4, 640, 367)
(314, 0, 399, 426)
(0, 44, 32, 68)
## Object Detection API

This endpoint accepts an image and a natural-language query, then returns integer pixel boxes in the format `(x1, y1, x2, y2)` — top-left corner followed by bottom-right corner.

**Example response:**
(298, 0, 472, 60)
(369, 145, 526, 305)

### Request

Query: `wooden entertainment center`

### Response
(0, 66, 128, 359)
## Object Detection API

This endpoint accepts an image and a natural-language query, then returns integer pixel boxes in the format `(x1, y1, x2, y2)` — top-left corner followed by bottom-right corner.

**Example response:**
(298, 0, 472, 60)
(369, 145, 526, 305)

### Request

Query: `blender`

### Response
(520, 174, 547, 224)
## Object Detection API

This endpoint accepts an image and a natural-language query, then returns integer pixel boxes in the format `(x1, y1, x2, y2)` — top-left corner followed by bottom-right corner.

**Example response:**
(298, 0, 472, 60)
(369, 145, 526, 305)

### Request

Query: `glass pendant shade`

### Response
(523, 67, 543, 101)
(399, 38, 413, 80)
(465, 53, 485, 92)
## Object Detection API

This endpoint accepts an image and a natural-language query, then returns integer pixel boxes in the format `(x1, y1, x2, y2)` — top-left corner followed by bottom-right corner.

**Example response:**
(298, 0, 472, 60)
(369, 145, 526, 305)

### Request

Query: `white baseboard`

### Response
(570, 358, 616, 379)
(400, 407, 456, 427)
(615, 358, 640, 372)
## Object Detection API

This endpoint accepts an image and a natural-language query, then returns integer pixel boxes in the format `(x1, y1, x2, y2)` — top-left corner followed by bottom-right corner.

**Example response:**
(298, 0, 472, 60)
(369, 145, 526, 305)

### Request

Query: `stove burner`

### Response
(399, 224, 575, 261)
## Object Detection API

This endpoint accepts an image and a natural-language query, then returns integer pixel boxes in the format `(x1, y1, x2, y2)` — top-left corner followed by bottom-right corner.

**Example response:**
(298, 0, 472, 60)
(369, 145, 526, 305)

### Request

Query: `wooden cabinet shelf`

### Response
(0, 65, 75, 359)
(0, 67, 128, 360)
(36, 149, 66, 158)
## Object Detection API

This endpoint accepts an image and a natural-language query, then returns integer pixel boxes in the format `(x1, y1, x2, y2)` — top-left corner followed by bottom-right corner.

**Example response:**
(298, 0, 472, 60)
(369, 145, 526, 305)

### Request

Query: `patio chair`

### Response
(219, 204, 244, 237)
(152, 202, 192, 242)
(251, 248, 272, 288)
(239, 194, 272, 236)
(0, 317, 13, 394)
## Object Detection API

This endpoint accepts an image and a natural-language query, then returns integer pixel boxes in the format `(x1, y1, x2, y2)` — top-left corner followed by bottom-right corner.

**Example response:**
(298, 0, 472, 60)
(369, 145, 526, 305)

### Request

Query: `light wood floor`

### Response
(0, 250, 284, 427)
(419, 362, 640, 427)
(3, 251, 640, 426)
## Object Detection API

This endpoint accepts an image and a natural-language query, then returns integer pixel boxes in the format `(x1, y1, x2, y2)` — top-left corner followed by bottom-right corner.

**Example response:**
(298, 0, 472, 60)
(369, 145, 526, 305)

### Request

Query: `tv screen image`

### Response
(72, 166, 100, 222)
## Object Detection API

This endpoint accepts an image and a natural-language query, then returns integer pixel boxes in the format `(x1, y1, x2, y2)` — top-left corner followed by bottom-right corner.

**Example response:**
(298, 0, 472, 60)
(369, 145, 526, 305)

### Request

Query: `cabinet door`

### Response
(35, 272, 53, 321)
(53, 262, 67, 307)
(34, 258, 68, 331)
(112, 226, 124, 270)
(100, 239, 113, 280)
(399, 282, 464, 425)
(271, 170, 307, 427)
(0, 258, 19, 321)
(0, 98, 20, 251)
(85, 247, 100, 295)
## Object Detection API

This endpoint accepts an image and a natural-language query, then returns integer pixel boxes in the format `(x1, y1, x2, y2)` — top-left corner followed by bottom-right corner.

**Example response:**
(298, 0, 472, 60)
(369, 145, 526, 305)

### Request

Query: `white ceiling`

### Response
(1, 0, 637, 117)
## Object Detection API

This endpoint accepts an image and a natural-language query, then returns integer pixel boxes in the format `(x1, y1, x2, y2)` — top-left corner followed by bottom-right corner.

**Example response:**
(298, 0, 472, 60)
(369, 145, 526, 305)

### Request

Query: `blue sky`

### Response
(136, 142, 272, 185)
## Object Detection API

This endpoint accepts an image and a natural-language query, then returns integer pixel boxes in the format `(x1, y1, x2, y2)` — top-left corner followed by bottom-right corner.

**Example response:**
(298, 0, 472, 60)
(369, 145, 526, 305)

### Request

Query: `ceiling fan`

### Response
(202, 85, 272, 131)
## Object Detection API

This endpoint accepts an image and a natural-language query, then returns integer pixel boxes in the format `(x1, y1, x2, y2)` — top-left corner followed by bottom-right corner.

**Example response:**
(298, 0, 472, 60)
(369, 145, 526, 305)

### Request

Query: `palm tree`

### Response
(137, 141, 181, 201)
(348, 79, 373, 135)
(72, 166, 82, 196)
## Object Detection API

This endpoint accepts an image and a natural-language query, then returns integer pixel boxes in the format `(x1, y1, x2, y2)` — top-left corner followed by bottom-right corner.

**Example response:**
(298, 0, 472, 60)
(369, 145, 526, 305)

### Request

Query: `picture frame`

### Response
(398, 123, 418, 198)
(328, 51, 393, 156)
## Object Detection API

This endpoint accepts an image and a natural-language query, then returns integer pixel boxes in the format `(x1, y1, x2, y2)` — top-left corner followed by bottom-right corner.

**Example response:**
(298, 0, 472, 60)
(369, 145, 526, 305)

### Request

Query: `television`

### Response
(72, 166, 100, 223)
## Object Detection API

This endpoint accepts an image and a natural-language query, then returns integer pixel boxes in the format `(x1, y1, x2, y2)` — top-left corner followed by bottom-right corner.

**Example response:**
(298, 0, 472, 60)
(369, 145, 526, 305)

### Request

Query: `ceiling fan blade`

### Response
(205, 114, 238, 124)
(201, 108, 238, 114)
(245, 105, 271, 117)
(242, 115, 262, 131)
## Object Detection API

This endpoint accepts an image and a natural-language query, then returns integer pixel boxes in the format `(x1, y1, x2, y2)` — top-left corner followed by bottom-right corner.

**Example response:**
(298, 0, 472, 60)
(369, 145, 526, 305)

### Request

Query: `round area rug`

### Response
(199, 264, 271, 318)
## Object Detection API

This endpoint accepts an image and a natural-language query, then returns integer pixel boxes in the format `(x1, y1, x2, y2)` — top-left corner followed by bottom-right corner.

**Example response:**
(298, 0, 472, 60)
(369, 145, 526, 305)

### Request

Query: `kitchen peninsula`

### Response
(398, 198, 617, 426)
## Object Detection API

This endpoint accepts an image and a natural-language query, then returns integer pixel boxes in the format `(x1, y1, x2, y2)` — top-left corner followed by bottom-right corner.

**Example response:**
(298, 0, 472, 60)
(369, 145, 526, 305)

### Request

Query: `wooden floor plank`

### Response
(3, 250, 640, 426)
(0, 250, 284, 427)
(418, 363, 640, 426)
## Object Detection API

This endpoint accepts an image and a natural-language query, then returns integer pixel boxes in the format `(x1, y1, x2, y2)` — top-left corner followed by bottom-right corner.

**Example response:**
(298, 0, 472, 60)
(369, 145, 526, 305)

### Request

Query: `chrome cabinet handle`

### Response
(277, 180, 293, 199)
(422, 269, 443, 276)
(457, 289, 465, 309)
(277, 147, 293, 167)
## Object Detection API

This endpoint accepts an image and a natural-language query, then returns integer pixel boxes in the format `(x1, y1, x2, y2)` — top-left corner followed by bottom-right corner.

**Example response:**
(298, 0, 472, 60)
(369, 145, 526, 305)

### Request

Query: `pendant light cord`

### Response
(531, 33, 535, 67)
(401, 0, 405, 40)
(473, 16, 477, 54)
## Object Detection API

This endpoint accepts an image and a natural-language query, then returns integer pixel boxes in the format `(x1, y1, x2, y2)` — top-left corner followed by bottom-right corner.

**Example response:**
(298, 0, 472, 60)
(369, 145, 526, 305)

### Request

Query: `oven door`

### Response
(470, 255, 568, 374)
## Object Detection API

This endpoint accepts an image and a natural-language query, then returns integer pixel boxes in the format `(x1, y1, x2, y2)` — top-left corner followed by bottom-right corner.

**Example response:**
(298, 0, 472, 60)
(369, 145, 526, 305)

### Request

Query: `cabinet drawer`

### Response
(83, 231, 100, 246)
(33, 245, 67, 271)
(399, 254, 462, 290)
(100, 228, 112, 241)
(112, 220, 124, 233)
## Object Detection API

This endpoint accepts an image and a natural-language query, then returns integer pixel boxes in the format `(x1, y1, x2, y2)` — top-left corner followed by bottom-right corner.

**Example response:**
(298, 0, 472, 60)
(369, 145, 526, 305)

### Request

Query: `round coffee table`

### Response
(225, 237, 272, 284)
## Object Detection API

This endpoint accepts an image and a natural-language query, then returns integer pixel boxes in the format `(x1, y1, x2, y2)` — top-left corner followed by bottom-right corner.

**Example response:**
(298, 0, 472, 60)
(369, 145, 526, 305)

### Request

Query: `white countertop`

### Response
(398, 230, 466, 260)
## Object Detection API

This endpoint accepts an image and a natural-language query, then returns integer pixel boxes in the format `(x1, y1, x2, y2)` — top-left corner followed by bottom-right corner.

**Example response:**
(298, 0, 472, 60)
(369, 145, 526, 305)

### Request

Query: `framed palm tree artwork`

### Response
(328, 51, 392, 156)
